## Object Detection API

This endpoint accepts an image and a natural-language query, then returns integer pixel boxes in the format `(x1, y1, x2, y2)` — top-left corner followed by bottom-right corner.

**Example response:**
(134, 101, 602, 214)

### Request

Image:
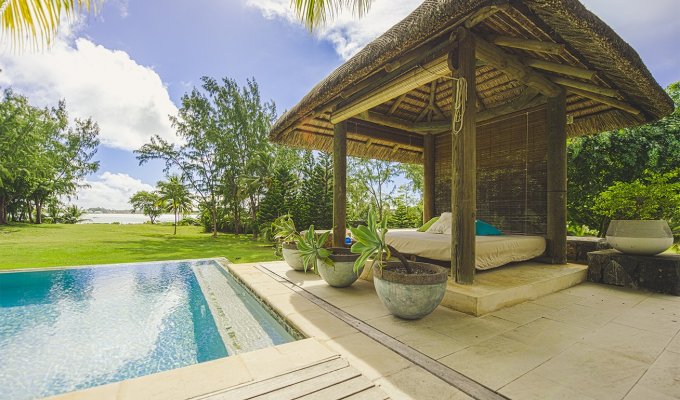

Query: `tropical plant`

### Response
(291, 0, 373, 30)
(157, 175, 193, 235)
(295, 225, 331, 273)
(60, 204, 87, 224)
(272, 214, 299, 244)
(349, 208, 412, 274)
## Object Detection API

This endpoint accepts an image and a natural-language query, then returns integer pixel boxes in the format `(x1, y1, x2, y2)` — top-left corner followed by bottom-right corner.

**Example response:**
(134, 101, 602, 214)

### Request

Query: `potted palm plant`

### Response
(272, 214, 304, 271)
(297, 226, 363, 287)
(350, 210, 448, 319)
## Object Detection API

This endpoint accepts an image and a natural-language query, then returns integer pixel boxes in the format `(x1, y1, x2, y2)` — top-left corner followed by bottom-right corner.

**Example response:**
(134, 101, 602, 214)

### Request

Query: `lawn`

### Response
(0, 223, 279, 270)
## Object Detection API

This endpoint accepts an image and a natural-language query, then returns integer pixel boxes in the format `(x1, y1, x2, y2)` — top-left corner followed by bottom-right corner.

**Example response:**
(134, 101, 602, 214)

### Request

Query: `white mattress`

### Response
(385, 230, 546, 270)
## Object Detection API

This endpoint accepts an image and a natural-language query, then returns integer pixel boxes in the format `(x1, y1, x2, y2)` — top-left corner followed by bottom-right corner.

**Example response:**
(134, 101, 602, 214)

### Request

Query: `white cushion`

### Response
(425, 212, 452, 234)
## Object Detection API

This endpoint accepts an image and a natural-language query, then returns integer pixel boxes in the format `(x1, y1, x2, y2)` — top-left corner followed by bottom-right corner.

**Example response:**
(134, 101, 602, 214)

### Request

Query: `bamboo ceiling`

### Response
(270, 0, 674, 164)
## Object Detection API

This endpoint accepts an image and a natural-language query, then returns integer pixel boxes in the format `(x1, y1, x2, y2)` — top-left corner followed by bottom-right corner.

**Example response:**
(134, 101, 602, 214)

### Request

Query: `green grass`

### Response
(0, 223, 279, 270)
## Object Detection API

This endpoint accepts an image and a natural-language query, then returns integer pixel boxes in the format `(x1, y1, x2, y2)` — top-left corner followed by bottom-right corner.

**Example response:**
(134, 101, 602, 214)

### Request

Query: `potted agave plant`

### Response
(297, 225, 363, 287)
(350, 210, 448, 319)
(272, 214, 304, 271)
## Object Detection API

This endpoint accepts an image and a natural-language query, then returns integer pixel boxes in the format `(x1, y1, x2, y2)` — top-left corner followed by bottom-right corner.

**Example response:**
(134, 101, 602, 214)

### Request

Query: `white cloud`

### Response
(71, 172, 155, 210)
(246, 0, 420, 60)
(0, 31, 178, 151)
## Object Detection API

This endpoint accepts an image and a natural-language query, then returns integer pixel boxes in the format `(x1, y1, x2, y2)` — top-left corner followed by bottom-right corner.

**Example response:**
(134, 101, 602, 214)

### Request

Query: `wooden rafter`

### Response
(550, 76, 619, 98)
(567, 87, 640, 115)
(464, 2, 509, 28)
(523, 58, 596, 80)
(492, 35, 565, 55)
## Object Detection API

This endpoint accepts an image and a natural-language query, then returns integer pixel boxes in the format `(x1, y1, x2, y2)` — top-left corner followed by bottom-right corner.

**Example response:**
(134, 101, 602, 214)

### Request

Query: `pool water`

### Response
(0, 260, 295, 400)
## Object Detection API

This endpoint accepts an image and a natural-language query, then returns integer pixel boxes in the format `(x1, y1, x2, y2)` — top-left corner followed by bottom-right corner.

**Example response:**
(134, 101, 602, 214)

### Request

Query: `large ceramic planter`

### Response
(372, 261, 448, 320)
(281, 242, 304, 271)
(606, 220, 673, 256)
(317, 247, 363, 288)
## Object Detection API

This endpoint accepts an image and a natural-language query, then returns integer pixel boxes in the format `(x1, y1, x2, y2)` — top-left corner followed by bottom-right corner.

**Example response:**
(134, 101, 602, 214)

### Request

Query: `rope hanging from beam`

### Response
(416, 62, 468, 136)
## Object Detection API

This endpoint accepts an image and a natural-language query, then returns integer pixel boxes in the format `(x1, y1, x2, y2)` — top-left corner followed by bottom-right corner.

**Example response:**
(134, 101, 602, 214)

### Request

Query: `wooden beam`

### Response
(353, 111, 417, 133)
(346, 119, 424, 148)
(388, 94, 406, 115)
(331, 56, 449, 124)
(464, 3, 509, 28)
(523, 58, 596, 80)
(450, 27, 477, 285)
(423, 134, 435, 223)
(550, 76, 619, 98)
(333, 122, 347, 247)
(567, 87, 641, 115)
(473, 34, 562, 97)
(546, 90, 567, 264)
(476, 88, 544, 121)
(492, 35, 565, 55)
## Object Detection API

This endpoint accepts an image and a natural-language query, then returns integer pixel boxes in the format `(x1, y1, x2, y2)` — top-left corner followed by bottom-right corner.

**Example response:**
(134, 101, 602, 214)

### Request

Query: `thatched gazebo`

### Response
(269, 0, 673, 287)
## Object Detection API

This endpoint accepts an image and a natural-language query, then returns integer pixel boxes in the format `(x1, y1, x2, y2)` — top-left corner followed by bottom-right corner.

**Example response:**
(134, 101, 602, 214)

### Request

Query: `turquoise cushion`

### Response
(476, 220, 502, 236)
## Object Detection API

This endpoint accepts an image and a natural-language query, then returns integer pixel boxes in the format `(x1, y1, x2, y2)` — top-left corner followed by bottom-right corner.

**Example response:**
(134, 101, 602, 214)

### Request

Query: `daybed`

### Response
(385, 230, 546, 271)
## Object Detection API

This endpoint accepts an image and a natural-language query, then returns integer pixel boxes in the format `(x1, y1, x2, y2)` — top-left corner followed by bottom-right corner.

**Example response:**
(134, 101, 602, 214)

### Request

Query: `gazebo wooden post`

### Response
(423, 133, 435, 223)
(332, 121, 348, 247)
(450, 28, 477, 284)
(546, 89, 568, 264)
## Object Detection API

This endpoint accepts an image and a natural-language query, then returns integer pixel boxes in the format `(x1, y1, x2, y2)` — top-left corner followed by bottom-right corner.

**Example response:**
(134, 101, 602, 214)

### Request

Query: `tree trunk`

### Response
(0, 196, 6, 225)
(27, 201, 34, 224)
(174, 210, 178, 235)
(211, 208, 218, 237)
(250, 195, 258, 240)
(35, 198, 43, 224)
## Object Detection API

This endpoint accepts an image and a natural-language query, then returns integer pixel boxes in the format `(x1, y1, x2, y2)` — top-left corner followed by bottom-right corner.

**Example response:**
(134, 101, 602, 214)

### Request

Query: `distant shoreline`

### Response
(80, 213, 197, 224)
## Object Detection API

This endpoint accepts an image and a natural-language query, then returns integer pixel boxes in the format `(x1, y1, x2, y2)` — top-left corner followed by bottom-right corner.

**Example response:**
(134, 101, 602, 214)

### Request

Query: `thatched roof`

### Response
(270, 0, 674, 164)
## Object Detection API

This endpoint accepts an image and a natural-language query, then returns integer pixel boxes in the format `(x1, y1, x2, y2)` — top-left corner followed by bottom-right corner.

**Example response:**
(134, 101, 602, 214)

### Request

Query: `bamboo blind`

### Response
(434, 108, 548, 235)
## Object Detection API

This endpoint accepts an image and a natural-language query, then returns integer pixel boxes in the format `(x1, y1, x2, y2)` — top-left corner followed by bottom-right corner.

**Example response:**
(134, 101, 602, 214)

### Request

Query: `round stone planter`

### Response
(372, 261, 448, 320)
(281, 242, 304, 271)
(317, 248, 363, 287)
(606, 220, 674, 256)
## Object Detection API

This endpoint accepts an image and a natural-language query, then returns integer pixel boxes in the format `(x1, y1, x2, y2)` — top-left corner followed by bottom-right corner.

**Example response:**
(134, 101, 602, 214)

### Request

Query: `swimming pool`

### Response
(0, 259, 297, 399)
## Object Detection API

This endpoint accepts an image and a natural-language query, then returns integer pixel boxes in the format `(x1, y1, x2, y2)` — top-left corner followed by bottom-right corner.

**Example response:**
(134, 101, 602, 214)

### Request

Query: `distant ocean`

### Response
(80, 213, 197, 224)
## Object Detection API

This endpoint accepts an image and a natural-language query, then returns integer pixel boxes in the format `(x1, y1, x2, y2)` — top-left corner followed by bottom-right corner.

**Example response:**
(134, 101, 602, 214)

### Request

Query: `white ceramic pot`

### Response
(606, 220, 673, 256)
(281, 242, 304, 271)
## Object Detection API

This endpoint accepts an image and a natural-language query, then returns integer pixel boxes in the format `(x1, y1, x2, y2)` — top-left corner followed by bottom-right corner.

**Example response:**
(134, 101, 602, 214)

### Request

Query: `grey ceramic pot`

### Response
(317, 247, 363, 287)
(372, 261, 448, 320)
(281, 242, 304, 271)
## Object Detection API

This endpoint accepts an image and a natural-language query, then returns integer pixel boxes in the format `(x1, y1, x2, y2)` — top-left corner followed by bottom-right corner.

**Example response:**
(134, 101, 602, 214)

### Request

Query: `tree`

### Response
(567, 82, 680, 234)
(129, 191, 164, 224)
(348, 157, 398, 221)
(1, 0, 98, 50)
(157, 175, 193, 234)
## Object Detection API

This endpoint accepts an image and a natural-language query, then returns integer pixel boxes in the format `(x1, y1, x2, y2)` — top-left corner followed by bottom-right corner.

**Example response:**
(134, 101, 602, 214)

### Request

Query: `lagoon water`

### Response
(80, 213, 195, 224)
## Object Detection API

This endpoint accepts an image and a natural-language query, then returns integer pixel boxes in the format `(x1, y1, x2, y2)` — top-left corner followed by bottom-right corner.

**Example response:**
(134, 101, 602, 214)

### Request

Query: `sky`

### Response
(0, 0, 678, 209)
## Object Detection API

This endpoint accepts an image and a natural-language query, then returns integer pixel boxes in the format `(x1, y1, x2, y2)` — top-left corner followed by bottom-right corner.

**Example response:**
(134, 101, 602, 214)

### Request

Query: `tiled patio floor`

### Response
(231, 261, 680, 400)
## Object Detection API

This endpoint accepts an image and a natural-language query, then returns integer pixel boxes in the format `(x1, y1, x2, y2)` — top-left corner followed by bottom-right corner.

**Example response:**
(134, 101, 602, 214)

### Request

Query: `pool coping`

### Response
(0, 257, 232, 274)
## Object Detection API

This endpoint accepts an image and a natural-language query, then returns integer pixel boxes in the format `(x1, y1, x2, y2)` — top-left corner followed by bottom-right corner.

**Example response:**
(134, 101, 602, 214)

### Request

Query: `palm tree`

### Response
(157, 175, 193, 235)
(291, 0, 374, 30)
(1, 1, 98, 50)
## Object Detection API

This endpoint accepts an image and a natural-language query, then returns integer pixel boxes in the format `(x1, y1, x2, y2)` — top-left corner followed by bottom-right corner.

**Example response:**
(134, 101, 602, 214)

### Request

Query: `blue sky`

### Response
(0, 0, 678, 208)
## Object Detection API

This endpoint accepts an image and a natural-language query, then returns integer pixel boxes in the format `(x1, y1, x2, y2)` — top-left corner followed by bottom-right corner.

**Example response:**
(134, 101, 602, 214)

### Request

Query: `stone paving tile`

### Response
(239, 338, 337, 381)
(630, 296, 680, 317)
(633, 350, 680, 399)
(624, 384, 679, 400)
(500, 317, 587, 355)
(343, 299, 392, 320)
(613, 306, 680, 336)
(530, 343, 649, 400)
(262, 291, 321, 317)
(50, 382, 120, 400)
(439, 335, 552, 390)
(545, 303, 619, 330)
(286, 308, 358, 341)
(366, 314, 433, 337)
(528, 291, 583, 310)
(396, 327, 467, 359)
(431, 315, 519, 346)
(666, 332, 680, 354)
(322, 332, 412, 381)
(500, 372, 596, 400)
(375, 365, 473, 400)
(578, 322, 672, 363)
(490, 301, 554, 325)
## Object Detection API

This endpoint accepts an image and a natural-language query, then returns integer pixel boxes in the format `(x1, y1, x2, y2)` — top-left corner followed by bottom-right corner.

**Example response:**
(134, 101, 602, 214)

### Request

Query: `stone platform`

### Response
(442, 262, 588, 316)
(566, 236, 610, 264)
(587, 249, 680, 295)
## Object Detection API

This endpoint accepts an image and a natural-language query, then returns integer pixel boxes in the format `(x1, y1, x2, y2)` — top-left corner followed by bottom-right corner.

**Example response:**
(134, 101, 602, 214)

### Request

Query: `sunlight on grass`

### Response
(0, 223, 279, 269)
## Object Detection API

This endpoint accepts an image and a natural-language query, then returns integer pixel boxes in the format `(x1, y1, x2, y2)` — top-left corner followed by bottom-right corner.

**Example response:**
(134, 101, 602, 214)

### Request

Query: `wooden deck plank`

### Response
(256, 365, 361, 400)
(343, 386, 391, 400)
(203, 357, 348, 400)
(297, 375, 374, 400)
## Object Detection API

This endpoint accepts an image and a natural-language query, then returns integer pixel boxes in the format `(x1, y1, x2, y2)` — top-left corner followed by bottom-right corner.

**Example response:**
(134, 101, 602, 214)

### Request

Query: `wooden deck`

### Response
(200, 356, 389, 400)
